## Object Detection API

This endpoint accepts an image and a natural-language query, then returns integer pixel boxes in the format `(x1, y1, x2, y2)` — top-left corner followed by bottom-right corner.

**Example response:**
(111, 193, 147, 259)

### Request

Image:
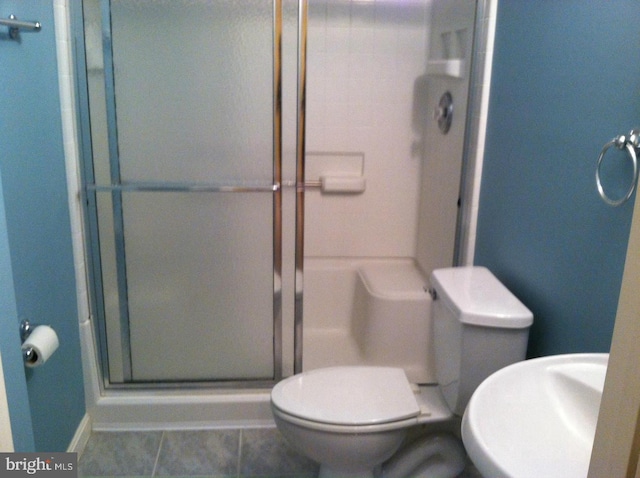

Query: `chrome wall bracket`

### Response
(20, 319, 37, 365)
(1, 14, 41, 40)
(20, 319, 34, 342)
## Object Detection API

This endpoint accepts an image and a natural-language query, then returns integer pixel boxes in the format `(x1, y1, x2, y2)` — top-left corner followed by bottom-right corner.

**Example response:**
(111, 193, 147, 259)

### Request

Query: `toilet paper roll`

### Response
(21, 325, 59, 368)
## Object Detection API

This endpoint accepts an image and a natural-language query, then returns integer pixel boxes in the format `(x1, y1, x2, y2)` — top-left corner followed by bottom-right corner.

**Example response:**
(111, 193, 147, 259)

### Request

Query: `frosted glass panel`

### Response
(110, 0, 273, 183)
(84, 0, 278, 383)
(123, 193, 274, 381)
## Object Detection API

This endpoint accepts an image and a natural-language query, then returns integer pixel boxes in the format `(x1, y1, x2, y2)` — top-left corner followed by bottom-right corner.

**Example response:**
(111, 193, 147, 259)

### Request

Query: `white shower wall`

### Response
(300, 0, 481, 381)
(416, 0, 476, 274)
(304, 1, 432, 257)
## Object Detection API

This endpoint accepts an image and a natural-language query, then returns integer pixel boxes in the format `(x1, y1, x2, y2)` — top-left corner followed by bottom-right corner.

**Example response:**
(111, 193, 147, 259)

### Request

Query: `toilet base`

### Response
(273, 407, 408, 477)
(382, 433, 465, 478)
(315, 433, 466, 478)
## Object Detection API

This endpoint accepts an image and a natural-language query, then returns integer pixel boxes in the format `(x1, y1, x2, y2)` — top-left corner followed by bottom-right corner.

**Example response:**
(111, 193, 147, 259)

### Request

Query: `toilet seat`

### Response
(271, 366, 421, 426)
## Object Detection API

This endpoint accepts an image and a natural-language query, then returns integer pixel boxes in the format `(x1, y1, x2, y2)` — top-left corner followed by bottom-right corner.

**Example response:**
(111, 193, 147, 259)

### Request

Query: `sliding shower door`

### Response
(80, 0, 281, 383)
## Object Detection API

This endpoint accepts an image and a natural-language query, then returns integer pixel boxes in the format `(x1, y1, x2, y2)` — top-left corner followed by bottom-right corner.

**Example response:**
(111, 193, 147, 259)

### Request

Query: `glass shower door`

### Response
(82, 0, 280, 383)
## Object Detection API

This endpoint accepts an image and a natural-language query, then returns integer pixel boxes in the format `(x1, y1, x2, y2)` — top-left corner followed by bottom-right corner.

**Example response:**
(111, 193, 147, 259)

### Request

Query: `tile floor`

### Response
(78, 427, 483, 477)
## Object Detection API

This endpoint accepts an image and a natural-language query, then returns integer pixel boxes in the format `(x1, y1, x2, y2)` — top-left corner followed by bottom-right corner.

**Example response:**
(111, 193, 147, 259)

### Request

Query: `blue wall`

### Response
(0, 177, 35, 451)
(475, 1, 640, 357)
(0, 1, 85, 451)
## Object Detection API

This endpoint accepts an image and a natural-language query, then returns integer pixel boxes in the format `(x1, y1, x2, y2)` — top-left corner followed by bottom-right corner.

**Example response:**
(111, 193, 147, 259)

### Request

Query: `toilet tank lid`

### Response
(430, 267, 533, 328)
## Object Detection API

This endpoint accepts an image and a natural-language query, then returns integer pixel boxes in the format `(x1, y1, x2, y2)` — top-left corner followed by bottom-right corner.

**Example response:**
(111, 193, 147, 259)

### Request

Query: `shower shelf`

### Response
(426, 59, 465, 79)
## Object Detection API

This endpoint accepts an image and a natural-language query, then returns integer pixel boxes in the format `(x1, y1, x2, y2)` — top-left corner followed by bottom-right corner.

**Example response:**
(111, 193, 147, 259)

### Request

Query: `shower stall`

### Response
(75, 0, 482, 391)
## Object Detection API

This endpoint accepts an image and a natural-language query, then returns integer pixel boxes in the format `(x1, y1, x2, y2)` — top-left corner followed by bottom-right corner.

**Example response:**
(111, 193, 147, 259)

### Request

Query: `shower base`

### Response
(81, 322, 274, 431)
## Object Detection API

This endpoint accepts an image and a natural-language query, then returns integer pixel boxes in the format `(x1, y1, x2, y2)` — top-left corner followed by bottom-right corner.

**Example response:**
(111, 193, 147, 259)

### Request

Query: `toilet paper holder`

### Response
(20, 319, 60, 367)
(20, 319, 40, 365)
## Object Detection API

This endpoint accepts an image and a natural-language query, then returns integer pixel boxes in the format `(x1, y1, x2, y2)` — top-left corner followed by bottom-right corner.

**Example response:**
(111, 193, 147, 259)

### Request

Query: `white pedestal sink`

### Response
(461, 353, 608, 478)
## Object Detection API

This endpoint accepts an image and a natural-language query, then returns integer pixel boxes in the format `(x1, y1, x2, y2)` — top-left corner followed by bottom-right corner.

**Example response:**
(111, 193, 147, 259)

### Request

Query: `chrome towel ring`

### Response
(596, 129, 640, 207)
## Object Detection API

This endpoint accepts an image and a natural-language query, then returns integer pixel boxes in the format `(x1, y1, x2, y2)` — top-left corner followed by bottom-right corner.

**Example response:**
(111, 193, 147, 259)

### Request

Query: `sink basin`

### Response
(462, 353, 608, 478)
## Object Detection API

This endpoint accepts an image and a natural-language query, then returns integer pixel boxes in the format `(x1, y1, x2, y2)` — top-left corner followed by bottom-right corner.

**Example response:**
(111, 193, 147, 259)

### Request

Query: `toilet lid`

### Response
(271, 366, 420, 425)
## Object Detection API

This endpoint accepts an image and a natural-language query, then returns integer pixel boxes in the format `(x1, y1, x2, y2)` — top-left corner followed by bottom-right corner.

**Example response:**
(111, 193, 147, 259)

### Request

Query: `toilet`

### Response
(271, 266, 533, 478)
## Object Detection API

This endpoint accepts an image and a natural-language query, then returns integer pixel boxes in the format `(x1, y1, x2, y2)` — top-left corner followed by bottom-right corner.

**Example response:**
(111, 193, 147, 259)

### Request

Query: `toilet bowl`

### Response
(271, 266, 534, 478)
(272, 367, 422, 478)
(271, 366, 462, 478)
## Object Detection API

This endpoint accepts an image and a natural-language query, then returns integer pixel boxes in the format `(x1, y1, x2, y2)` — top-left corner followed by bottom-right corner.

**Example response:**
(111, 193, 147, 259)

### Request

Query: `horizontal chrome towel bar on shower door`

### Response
(85, 181, 280, 193)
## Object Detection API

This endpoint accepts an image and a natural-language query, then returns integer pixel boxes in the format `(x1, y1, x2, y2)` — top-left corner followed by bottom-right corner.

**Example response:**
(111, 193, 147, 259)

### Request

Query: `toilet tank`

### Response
(429, 266, 533, 416)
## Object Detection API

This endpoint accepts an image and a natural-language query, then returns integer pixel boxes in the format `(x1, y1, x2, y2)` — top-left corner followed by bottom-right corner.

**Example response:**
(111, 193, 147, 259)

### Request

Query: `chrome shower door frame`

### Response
(74, 0, 288, 388)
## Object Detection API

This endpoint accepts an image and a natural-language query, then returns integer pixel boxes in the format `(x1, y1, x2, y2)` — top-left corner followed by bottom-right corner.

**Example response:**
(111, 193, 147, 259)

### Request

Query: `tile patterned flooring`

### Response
(79, 428, 317, 477)
(78, 427, 483, 477)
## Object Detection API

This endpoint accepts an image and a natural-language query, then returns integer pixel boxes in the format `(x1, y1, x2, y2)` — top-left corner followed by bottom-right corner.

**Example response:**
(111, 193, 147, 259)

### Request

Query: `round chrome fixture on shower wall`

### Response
(435, 92, 453, 134)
